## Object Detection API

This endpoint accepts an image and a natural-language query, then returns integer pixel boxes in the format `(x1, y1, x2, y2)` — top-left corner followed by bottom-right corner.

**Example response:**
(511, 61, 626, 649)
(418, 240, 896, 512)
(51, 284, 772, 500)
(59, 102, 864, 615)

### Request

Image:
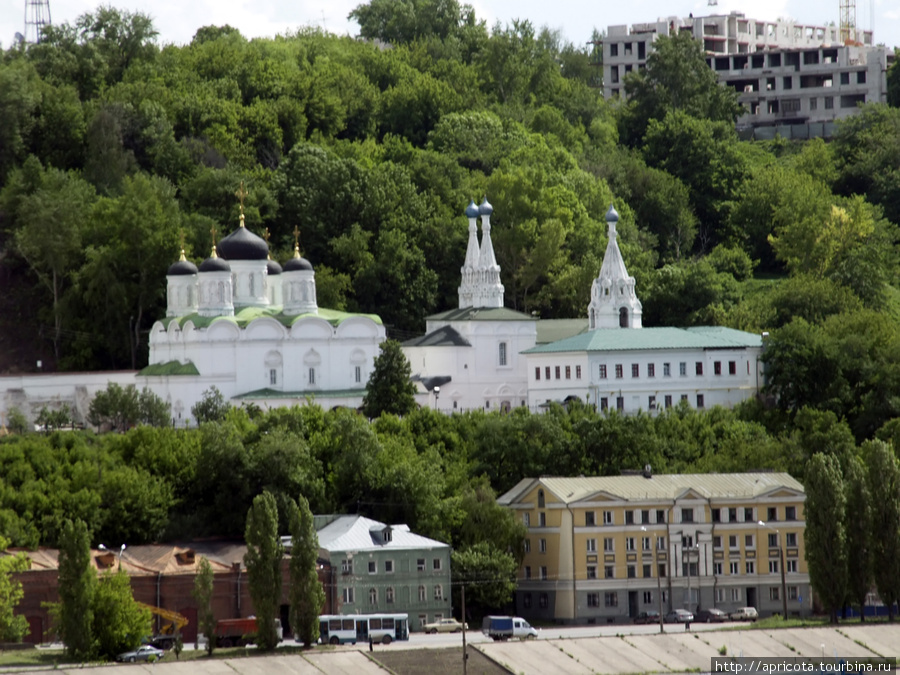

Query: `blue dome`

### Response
(606, 204, 619, 223)
(465, 200, 480, 218)
(167, 258, 198, 276)
(217, 225, 268, 261)
(283, 255, 313, 272)
(479, 198, 493, 216)
(267, 258, 283, 275)
(199, 254, 231, 273)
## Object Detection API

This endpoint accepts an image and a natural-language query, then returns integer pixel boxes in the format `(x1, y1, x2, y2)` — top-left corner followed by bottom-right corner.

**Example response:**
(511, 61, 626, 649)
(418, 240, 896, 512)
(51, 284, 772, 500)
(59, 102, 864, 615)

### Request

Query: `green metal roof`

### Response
(161, 306, 383, 330)
(426, 306, 533, 322)
(536, 319, 590, 345)
(232, 387, 367, 400)
(138, 361, 201, 376)
(523, 326, 762, 354)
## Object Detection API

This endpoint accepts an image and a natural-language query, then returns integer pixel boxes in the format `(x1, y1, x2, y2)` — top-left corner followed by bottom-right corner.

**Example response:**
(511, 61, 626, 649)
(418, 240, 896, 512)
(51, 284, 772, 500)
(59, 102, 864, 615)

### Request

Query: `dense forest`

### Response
(4, 1, 900, 565)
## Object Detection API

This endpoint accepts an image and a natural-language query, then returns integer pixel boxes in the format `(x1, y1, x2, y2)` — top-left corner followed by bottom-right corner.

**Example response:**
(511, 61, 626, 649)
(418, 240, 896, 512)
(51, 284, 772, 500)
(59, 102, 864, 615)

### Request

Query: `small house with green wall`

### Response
(314, 515, 452, 631)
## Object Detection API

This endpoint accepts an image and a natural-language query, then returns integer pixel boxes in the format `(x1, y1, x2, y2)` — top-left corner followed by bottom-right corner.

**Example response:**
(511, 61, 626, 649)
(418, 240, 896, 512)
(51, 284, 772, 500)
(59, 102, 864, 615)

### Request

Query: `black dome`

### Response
(199, 256, 231, 273)
(283, 256, 313, 272)
(218, 226, 268, 261)
(267, 259, 283, 275)
(168, 259, 198, 276)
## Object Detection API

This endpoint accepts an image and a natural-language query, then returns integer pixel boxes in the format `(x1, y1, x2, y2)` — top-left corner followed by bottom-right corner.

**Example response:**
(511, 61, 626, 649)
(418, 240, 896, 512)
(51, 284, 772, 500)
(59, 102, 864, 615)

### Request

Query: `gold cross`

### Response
(235, 181, 248, 214)
(264, 227, 271, 244)
(210, 226, 217, 245)
(293, 226, 301, 249)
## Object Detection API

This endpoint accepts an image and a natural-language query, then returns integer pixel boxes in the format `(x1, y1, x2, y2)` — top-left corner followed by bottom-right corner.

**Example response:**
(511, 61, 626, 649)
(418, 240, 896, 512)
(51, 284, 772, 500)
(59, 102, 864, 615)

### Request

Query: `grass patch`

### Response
(725, 616, 829, 631)
(719, 646, 727, 656)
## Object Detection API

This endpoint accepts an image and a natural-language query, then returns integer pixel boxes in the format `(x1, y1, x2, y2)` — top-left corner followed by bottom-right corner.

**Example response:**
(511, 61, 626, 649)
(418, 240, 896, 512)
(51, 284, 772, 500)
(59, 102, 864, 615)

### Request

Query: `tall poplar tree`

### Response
(55, 519, 96, 659)
(844, 454, 872, 620)
(804, 453, 847, 623)
(288, 496, 325, 648)
(192, 557, 216, 655)
(244, 492, 283, 651)
(865, 440, 900, 621)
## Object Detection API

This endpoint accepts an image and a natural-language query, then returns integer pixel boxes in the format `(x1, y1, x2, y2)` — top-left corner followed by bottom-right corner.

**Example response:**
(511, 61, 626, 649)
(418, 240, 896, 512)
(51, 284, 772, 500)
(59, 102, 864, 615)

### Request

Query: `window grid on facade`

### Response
(663, 363, 671, 377)
(648, 363, 655, 377)
(587, 593, 599, 607)
(555, 366, 561, 379)
(599, 364, 607, 379)
(631, 363, 639, 378)
(343, 587, 355, 603)
(576, 365, 582, 379)
(605, 565, 614, 579)
(604, 592, 618, 607)
(603, 511, 613, 525)
(565, 365, 571, 379)
(499, 342, 507, 366)
(535, 367, 540, 381)
(679, 362, 687, 376)
(603, 537, 614, 552)
(540, 566, 548, 580)
(714, 361, 722, 375)
(615, 364, 623, 379)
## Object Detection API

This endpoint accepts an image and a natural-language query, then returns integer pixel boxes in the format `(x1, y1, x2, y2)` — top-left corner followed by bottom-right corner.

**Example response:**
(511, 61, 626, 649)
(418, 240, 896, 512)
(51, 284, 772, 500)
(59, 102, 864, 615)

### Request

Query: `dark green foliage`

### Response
(89, 383, 171, 431)
(244, 492, 283, 651)
(288, 496, 325, 648)
(0, 536, 29, 642)
(54, 519, 96, 659)
(192, 557, 216, 655)
(803, 453, 847, 623)
(451, 541, 518, 615)
(91, 569, 151, 660)
(362, 339, 417, 418)
(191, 386, 230, 424)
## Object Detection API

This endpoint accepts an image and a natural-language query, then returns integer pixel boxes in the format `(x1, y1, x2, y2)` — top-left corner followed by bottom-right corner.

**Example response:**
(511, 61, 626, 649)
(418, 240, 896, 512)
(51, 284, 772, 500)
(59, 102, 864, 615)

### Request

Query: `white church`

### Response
(0, 199, 764, 427)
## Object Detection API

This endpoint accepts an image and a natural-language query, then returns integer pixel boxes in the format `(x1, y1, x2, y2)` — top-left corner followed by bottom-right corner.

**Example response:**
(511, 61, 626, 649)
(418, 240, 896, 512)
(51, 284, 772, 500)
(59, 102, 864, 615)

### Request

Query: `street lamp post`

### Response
(758, 521, 788, 619)
(642, 526, 664, 634)
(99, 543, 127, 570)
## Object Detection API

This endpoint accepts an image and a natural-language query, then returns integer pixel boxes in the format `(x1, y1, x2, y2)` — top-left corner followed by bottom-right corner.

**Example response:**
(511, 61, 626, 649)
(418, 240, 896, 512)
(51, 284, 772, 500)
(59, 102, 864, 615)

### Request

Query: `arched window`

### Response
(619, 307, 628, 328)
(418, 585, 426, 602)
(386, 587, 395, 604)
(590, 308, 595, 330)
(538, 489, 545, 508)
(499, 342, 508, 366)
(369, 588, 378, 605)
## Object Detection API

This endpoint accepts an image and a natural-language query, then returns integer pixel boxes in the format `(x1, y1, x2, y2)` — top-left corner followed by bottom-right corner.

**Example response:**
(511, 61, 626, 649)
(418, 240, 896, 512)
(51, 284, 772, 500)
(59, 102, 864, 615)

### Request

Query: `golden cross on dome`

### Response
(292, 226, 302, 258)
(235, 181, 248, 227)
(210, 225, 217, 246)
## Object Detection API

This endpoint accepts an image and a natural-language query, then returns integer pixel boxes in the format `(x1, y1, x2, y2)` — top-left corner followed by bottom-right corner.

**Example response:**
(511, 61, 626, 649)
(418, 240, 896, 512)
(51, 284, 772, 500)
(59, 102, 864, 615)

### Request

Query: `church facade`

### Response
(138, 206, 386, 423)
(524, 206, 763, 413)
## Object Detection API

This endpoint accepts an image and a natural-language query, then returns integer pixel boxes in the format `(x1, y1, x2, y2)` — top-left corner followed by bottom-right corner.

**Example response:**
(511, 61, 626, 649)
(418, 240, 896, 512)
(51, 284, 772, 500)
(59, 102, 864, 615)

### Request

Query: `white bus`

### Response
(318, 613, 410, 645)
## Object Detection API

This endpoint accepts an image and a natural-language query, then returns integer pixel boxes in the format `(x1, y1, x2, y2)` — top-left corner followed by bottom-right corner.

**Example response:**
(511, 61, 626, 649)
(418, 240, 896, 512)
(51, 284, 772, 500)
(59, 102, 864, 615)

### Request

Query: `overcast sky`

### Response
(3, 0, 898, 56)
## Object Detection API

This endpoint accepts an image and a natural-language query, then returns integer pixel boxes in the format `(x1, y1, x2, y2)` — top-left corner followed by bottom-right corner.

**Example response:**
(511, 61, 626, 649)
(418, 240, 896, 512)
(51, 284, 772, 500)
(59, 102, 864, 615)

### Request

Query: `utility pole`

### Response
(461, 584, 468, 675)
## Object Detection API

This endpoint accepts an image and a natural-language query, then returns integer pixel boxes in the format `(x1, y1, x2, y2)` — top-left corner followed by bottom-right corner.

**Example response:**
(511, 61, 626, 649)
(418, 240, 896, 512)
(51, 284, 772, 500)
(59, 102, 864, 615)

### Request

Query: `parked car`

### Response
(633, 610, 661, 624)
(729, 606, 759, 621)
(695, 608, 728, 623)
(117, 645, 165, 662)
(424, 618, 468, 633)
(664, 609, 694, 623)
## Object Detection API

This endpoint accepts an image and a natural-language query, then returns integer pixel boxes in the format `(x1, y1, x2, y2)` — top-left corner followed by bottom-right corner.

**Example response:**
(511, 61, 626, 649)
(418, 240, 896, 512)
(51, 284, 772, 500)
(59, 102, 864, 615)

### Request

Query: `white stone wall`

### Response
(526, 347, 763, 412)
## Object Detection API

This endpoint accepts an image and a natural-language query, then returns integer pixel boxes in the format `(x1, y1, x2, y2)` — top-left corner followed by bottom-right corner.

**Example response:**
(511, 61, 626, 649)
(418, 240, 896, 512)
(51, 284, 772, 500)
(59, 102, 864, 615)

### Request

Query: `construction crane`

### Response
(24, 0, 51, 44)
(138, 603, 189, 649)
(839, 0, 859, 45)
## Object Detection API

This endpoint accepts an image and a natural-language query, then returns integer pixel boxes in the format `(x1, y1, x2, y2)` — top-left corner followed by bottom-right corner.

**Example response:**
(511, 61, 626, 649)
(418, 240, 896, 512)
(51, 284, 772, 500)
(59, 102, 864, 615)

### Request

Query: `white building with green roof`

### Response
(524, 206, 763, 413)
(139, 209, 386, 422)
(402, 200, 537, 413)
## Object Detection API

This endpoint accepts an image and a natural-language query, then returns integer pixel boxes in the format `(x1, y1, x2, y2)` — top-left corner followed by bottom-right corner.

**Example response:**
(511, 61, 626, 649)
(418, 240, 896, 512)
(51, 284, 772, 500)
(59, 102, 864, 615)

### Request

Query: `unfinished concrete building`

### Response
(601, 12, 892, 139)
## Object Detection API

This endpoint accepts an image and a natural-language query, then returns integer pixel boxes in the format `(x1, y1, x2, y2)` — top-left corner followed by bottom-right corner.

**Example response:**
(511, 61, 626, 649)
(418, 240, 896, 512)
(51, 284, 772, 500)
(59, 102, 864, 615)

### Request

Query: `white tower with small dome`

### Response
(457, 198, 504, 309)
(587, 204, 642, 330)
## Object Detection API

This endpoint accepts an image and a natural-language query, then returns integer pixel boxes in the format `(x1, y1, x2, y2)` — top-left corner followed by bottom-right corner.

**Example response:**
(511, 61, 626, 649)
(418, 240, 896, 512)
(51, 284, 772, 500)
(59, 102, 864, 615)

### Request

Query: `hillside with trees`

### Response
(3, 1, 900, 610)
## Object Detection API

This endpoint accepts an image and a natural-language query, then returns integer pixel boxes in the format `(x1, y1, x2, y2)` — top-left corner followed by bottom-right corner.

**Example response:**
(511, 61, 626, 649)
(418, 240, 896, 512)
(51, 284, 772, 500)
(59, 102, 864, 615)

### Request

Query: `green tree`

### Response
(191, 386, 230, 424)
(244, 492, 283, 651)
(362, 339, 417, 418)
(288, 496, 324, 648)
(91, 569, 151, 660)
(138, 387, 172, 427)
(843, 455, 871, 621)
(54, 519, 96, 659)
(0, 536, 30, 642)
(888, 51, 900, 108)
(620, 31, 743, 147)
(349, 0, 468, 44)
(865, 440, 900, 621)
(804, 453, 847, 623)
(88, 383, 140, 431)
(451, 541, 518, 615)
(5, 408, 29, 435)
(191, 556, 216, 655)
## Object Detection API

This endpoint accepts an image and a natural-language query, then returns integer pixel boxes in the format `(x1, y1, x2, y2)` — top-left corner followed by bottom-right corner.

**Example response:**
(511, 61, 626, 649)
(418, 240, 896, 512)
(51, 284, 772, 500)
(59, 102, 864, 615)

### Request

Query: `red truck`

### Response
(213, 617, 283, 648)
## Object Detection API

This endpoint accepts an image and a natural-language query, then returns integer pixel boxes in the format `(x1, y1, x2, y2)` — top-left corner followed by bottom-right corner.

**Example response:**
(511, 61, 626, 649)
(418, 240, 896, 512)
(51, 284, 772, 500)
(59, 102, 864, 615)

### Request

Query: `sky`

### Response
(2, 0, 899, 53)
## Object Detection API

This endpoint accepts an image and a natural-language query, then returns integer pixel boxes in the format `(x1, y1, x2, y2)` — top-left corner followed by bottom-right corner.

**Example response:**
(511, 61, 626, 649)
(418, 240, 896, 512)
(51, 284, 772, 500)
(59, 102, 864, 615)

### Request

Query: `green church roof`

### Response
(524, 326, 762, 354)
(138, 361, 201, 376)
(161, 306, 383, 330)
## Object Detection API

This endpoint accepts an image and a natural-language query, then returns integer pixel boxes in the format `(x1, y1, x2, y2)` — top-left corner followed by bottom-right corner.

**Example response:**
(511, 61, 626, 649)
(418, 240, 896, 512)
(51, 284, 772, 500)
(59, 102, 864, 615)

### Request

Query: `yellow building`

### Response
(498, 471, 809, 624)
